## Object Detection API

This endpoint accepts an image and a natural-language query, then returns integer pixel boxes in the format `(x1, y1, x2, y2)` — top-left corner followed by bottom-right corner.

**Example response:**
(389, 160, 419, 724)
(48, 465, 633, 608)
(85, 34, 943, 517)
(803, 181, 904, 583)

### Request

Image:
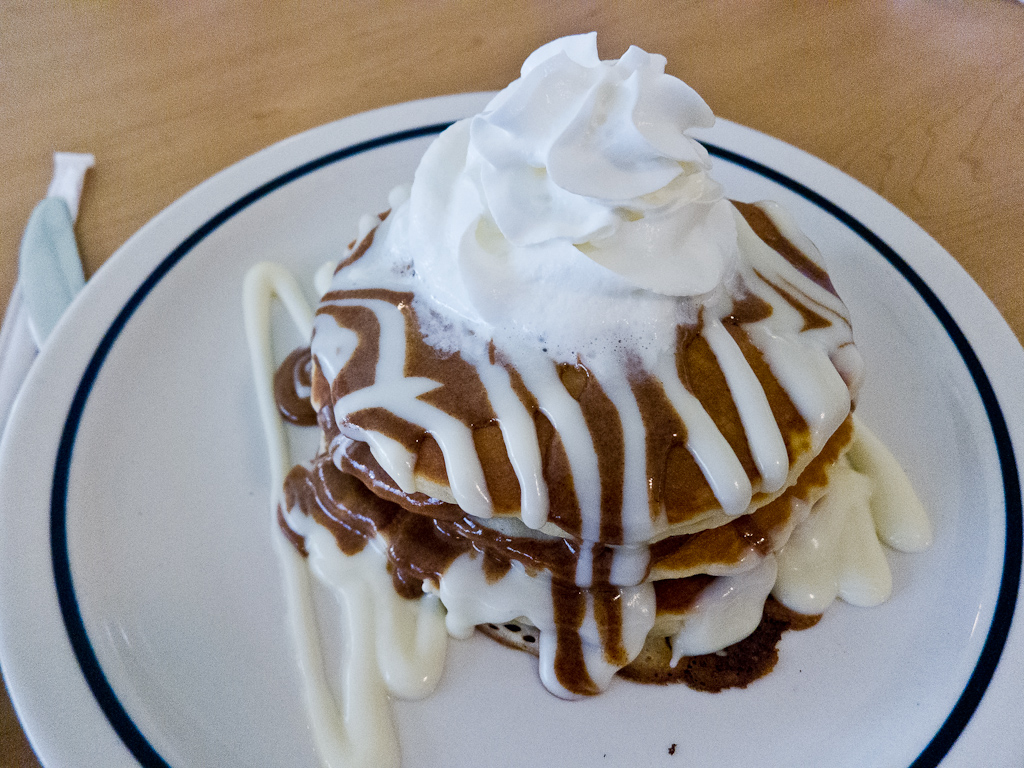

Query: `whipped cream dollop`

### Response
(366, 33, 739, 365)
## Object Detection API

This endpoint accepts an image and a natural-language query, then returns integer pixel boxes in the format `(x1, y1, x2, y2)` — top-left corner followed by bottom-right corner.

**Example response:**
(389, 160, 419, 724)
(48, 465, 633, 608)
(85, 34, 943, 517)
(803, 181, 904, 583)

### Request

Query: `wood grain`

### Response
(1, 1, 1022, 765)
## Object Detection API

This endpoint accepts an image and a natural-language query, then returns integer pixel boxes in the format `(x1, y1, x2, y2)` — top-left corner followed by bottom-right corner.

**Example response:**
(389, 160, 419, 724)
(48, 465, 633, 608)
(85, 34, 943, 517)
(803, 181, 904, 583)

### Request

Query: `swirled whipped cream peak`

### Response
(471, 33, 721, 247)
(363, 33, 739, 366)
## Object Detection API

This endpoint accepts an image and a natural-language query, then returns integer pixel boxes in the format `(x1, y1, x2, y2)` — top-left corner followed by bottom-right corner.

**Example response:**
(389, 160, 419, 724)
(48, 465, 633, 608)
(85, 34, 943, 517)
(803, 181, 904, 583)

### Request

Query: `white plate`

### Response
(1, 93, 1022, 768)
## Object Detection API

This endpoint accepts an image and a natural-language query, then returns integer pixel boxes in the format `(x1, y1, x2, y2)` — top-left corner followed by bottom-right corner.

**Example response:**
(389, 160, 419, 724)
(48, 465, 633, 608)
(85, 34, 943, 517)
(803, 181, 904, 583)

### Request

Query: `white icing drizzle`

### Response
(244, 263, 447, 768)
(590, 358, 654, 543)
(831, 341, 866, 397)
(748, 326, 851, 453)
(357, 213, 382, 242)
(574, 541, 594, 589)
(273, 526, 395, 768)
(734, 210, 853, 453)
(501, 344, 604, 541)
(437, 555, 551, 640)
(288, 513, 448, 699)
(476, 357, 550, 528)
(668, 418, 929, 659)
(358, 430, 419, 496)
(243, 263, 314, 483)
(701, 315, 789, 493)
(311, 313, 358, 383)
(739, 202, 850, 324)
(670, 554, 778, 663)
(774, 455, 893, 614)
(609, 542, 652, 587)
(573, 585, 657, 696)
(653, 353, 753, 516)
(847, 414, 933, 552)
(314, 260, 338, 298)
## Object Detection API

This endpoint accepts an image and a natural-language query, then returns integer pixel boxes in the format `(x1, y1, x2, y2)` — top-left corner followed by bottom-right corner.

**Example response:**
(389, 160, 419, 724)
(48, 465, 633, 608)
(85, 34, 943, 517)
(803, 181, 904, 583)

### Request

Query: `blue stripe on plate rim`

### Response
(46, 121, 1022, 768)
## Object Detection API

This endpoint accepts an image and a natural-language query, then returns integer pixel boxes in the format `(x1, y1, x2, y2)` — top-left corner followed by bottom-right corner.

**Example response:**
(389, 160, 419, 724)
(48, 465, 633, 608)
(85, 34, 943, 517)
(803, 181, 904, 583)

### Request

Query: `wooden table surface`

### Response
(1, 1, 1022, 765)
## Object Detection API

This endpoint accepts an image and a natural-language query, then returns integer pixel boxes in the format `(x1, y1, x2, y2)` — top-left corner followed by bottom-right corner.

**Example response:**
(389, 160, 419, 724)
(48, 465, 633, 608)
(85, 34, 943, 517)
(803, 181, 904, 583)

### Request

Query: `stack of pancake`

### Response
(277, 197, 867, 698)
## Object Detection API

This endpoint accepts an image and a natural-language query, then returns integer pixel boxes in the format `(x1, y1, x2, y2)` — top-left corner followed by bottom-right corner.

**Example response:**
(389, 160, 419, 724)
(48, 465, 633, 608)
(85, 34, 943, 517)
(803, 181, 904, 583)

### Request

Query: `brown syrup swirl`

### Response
(274, 347, 317, 426)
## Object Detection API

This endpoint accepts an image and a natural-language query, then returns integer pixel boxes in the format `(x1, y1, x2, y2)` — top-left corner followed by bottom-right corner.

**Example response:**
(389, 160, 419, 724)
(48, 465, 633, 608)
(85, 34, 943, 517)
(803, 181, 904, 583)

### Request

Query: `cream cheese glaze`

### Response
(242, 33, 933, 768)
